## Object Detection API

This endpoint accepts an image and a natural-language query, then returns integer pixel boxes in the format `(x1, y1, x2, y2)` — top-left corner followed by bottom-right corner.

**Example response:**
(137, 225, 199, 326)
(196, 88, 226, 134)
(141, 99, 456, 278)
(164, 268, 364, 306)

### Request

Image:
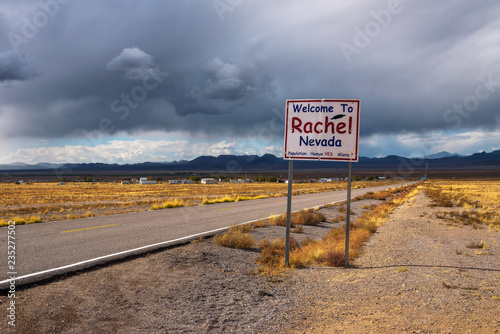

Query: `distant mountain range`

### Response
(423, 151, 465, 159)
(1, 150, 499, 174)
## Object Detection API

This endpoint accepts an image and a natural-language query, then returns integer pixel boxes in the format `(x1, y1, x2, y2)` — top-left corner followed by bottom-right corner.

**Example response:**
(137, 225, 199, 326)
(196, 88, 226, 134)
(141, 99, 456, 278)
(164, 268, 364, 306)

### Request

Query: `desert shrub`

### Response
(295, 210, 321, 226)
(229, 224, 253, 233)
(338, 206, 355, 215)
(214, 230, 254, 249)
(437, 209, 498, 228)
(0, 216, 43, 226)
(311, 248, 327, 263)
(269, 214, 288, 227)
(324, 250, 345, 267)
(151, 199, 185, 210)
(466, 241, 485, 249)
(251, 219, 268, 228)
(291, 225, 303, 233)
(258, 184, 419, 272)
(269, 210, 326, 227)
(256, 236, 299, 268)
(330, 215, 346, 223)
(324, 228, 345, 241)
(236, 195, 269, 202)
(202, 196, 235, 205)
(364, 190, 393, 200)
(314, 211, 327, 223)
(363, 219, 378, 233)
(424, 187, 454, 207)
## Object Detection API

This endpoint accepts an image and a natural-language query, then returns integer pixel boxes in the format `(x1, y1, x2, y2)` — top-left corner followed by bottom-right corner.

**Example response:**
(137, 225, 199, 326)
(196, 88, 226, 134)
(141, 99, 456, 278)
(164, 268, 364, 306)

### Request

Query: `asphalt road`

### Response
(0, 183, 410, 289)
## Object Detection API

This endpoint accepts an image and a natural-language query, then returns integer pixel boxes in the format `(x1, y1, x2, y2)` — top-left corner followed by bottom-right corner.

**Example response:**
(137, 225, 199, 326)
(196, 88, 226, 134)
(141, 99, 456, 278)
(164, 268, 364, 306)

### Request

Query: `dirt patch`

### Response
(1, 193, 499, 333)
(286, 192, 500, 333)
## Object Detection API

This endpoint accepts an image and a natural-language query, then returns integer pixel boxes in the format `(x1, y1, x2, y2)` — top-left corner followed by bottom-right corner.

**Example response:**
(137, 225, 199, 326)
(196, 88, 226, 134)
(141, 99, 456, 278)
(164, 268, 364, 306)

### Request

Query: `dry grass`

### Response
(425, 179, 500, 231)
(202, 194, 270, 205)
(338, 206, 355, 215)
(269, 214, 288, 227)
(294, 210, 326, 226)
(214, 226, 255, 250)
(236, 195, 269, 202)
(424, 186, 454, 207)
(438, 210, 497, 229)
(202, 196, 236, 205)
(357, 188, 402, 201)
(0, 216, 42, 226)
(362, 190, 393, 201)
(0, 180, 397, 224)
(150, 199, 185, 210)
(268, 210, 326, 228)
(255, 184, 421, 272)
(250, 219, 268, 228)
(229, 224, 253, 234)
(255, 236, 299, 269)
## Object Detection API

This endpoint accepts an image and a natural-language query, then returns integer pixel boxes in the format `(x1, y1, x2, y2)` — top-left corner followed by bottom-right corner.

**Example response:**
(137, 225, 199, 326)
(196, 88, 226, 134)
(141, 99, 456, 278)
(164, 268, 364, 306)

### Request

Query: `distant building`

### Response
(121, 181, 130, 185)
(201, 178, 217, 184)
(140, 178, 156, 185)
(168, 180, 183, 184)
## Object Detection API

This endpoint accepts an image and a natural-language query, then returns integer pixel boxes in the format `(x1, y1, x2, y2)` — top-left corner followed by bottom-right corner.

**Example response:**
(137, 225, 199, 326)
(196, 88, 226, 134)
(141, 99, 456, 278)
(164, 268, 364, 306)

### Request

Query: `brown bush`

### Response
(214, 230, 255, 250)
(269, 214, 288, 227)
(338, 206, 355, 215)
(255, 236, 299, 269)
(324, 250, 345, 267)
(229, 224, 253, 233)
(295, 210, 326, 226)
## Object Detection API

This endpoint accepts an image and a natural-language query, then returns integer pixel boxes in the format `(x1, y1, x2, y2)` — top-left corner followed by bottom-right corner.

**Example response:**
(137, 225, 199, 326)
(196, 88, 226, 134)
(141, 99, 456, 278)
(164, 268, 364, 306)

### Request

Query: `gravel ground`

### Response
(1, 192, 499, 333)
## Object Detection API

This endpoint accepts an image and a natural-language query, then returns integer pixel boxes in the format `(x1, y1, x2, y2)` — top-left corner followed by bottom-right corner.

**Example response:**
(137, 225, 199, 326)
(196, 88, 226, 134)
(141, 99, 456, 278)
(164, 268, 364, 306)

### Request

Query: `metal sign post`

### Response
(284, 160, 293, 267)
(283, 99, 360, 268)
(345, 161, 352, 268)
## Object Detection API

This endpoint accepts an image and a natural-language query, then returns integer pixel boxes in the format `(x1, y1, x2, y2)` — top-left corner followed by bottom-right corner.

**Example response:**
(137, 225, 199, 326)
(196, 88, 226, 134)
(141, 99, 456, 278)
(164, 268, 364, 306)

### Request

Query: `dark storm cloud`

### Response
(0, 51, 38, 81)
(0, 0, 499, 143)
(106, 47, 157, 80)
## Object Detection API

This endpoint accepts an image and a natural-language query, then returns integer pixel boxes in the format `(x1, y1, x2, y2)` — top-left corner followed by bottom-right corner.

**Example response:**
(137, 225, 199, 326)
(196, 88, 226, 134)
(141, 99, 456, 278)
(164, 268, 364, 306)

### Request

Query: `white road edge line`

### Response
(0, 224, 232, 286)
(0, 200, 342, 286)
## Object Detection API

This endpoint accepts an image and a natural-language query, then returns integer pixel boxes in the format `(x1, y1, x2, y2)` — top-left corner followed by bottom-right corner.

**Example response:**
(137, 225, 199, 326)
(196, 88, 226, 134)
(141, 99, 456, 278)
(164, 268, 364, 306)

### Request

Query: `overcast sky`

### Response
(1, 0, 499, 164)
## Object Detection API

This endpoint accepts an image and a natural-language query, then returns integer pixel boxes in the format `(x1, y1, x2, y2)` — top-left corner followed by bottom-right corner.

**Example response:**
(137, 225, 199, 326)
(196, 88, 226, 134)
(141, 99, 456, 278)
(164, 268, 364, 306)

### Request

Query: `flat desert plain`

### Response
(1, 180, 499, 333)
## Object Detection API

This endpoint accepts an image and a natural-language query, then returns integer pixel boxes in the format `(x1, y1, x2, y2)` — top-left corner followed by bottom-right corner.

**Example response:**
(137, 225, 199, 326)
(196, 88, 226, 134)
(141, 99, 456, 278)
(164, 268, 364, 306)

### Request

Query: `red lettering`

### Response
(314, 122, 322, 133)
(291, 117, 302, 133)
(337, 122, 346, 134)
(324, 116, 335, 133)
(291, 116, 351, 135)
(304, 122, 313, 133)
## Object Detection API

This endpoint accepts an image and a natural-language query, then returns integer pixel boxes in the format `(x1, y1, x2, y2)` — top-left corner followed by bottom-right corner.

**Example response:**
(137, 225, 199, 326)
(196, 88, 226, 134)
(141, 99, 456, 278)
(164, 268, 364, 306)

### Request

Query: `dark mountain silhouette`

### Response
(0, 150, 499, 174)
(424, 151, 464, 159)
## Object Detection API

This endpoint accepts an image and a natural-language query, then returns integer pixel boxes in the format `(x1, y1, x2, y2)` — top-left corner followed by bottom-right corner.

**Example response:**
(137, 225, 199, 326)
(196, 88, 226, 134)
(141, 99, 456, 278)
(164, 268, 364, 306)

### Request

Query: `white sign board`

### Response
(284, 99, 360, 161)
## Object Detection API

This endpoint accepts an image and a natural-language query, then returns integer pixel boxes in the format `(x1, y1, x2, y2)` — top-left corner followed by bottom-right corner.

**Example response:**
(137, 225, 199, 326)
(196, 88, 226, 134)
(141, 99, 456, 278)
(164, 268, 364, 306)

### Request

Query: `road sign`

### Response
(284, 99, 360, 161)
(283, 98, 361, 268)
